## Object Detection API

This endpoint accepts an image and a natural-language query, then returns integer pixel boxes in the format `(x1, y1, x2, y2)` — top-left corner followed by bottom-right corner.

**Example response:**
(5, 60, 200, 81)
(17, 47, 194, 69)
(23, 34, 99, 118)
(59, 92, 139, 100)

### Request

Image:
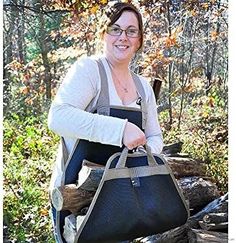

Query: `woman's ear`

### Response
(100, 31, 105, 40)
(100, 27, 107, 40)
(136, 38, 142, 52)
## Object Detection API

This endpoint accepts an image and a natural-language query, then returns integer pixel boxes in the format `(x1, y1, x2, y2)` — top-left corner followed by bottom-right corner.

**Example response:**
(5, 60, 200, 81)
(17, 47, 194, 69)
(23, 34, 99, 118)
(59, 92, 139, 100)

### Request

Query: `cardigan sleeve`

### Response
(48, 57, 127, 147)
(140, 77, 164, 154)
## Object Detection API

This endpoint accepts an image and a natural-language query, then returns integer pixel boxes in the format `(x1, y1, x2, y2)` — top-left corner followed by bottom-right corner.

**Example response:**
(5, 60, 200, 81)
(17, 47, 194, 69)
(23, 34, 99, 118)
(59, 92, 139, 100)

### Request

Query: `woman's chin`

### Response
(113, 53, 133, 63)
(105, 50, 134, 64)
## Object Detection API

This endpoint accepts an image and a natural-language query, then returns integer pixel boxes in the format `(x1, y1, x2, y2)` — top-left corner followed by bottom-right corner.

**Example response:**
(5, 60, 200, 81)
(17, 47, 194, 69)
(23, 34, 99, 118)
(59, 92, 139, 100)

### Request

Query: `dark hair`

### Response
(101, 2, 144, 51)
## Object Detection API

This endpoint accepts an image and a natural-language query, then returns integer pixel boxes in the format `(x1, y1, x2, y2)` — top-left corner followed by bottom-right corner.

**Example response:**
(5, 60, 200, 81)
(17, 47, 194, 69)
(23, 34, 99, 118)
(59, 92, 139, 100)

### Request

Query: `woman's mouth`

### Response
(115, 45, 129, 50)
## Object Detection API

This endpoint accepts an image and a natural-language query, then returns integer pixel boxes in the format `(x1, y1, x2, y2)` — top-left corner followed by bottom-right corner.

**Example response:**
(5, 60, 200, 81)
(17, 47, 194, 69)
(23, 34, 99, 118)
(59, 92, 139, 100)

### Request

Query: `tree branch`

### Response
(3, 3, 70, 16)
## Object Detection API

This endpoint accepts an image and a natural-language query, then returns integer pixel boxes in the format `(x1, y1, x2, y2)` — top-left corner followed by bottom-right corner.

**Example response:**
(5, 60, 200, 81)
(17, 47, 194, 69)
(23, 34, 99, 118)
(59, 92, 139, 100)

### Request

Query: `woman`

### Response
(48, 2, 163, 242)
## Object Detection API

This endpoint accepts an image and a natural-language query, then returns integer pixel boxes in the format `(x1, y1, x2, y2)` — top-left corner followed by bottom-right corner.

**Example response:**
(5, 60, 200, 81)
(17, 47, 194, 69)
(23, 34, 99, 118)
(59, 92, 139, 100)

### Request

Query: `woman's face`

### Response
(103, 11, 141, 65)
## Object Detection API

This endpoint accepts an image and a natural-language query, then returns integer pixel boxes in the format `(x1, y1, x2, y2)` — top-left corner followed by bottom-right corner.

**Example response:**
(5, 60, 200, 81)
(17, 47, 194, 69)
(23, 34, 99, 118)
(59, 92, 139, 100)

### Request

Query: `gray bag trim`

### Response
(61, 137, 69, 165)
(61, 139, 80, 185)
(104, 165, 170, 181)
(116, 145, 156, 168)
(130, 71, 148, 130)
(91, 59, 110, 116)
(55, 212, 64, 243)
(55, 139, 81, 242)
(74, 148, 190, 242)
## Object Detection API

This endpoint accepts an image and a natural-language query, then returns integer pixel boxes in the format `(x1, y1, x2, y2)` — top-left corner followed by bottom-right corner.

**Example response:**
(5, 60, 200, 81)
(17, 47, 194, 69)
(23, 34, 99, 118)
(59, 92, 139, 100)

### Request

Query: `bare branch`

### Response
(3, 3, 70, 15)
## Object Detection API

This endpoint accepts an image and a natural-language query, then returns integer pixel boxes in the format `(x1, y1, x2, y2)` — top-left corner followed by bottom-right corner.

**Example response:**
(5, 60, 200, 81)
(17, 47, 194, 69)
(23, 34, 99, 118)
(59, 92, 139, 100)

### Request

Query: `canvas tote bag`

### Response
(73, 145, 189, 243)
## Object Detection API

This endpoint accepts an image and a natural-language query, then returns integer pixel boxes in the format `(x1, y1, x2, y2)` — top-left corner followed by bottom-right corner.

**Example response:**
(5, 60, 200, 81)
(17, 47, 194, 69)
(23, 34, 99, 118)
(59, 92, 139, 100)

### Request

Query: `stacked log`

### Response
(188, 229, 228, 243)
(51, 184, 94, 214)
(51, 160, 103, 215)
(177, 176, 220, 211)
(166, 156, 206, 178)
(199, 212, 228, 230)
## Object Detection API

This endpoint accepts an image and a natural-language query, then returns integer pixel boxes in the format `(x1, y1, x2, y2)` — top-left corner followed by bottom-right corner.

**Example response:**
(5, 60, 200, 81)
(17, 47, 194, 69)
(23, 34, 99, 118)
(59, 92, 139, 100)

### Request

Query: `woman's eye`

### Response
(128, 29, 137, 34)
(112, 27, 121, 33)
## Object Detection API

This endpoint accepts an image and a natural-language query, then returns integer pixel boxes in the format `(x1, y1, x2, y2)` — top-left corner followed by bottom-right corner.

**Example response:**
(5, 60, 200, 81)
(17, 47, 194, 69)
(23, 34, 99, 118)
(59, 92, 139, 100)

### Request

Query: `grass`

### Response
(3, 114, 59, 242)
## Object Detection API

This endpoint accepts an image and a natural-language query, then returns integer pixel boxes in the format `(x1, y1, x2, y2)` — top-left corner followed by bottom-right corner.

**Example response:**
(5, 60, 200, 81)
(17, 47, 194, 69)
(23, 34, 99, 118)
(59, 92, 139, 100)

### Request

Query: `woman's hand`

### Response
(122, 122, 146, 150)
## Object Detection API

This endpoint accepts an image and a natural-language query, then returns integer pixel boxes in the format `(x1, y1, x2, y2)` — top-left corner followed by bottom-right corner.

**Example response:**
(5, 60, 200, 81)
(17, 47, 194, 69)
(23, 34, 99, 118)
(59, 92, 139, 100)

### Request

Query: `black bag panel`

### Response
(109, 154, 165, 169)
(79, 175, 188, 242)
(109, 107, 144, 132)
(64, 108, 143, 185)
(153, 155, 165, 165)
(64, 140, 120, 184)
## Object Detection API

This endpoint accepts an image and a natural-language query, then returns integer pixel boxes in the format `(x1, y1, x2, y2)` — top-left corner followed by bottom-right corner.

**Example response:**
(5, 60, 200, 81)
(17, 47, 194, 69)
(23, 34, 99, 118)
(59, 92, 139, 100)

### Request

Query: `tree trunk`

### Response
(17, 0, 25, 64)
(205, 4, 211, 95)
(38, 2, 52, 101)
(208, 0, 222, 94)
(3, 0, 17, 114)
(166, 1, 173, 127)
(152, 78, 162, 101)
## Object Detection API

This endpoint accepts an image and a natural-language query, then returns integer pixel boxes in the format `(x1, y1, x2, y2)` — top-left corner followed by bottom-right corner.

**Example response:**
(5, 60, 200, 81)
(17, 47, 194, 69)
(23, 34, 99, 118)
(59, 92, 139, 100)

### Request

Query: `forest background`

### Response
(3, 0, 228, 242)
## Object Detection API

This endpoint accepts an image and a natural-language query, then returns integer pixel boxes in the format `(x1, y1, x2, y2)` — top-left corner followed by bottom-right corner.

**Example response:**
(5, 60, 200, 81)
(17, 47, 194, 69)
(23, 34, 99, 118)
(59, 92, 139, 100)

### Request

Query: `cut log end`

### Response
(51, 184, 94, 214)
(51, 187, 65, 211)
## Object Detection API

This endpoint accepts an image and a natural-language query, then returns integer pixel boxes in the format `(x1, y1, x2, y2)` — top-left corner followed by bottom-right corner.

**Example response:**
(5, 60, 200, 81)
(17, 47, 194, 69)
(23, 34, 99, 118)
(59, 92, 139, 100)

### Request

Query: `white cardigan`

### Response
(48, 55, 163, 189)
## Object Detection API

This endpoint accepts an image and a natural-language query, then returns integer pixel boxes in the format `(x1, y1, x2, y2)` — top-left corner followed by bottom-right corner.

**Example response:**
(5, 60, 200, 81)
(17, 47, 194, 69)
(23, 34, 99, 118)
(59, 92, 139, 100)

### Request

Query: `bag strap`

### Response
(116, 145, 157, 168)
(131, 72, 148, 130)
(94, 59, 110, 116)
(61, 137, 69, 165)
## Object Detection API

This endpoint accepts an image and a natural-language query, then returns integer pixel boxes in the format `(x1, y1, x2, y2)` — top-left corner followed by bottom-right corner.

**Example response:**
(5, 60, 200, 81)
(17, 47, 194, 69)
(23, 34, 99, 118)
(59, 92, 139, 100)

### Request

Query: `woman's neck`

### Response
(105, 57, 130, 77)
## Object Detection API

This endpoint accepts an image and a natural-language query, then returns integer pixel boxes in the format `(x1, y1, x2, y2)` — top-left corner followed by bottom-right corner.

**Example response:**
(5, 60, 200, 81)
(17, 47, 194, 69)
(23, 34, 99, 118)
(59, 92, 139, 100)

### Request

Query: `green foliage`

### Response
(160, 91, 228, 193)
(3, 114, 59, 242)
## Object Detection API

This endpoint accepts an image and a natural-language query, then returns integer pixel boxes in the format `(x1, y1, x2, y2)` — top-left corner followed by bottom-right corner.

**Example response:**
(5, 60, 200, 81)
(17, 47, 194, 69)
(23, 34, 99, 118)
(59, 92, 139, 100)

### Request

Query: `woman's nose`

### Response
(118, 30, 128, 40)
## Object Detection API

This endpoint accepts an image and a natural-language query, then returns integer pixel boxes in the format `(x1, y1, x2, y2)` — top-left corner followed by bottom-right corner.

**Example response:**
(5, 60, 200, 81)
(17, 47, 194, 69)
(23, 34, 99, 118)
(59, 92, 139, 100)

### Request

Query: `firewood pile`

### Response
(51, 142, 228, 243)
(135, 142, 228, 243)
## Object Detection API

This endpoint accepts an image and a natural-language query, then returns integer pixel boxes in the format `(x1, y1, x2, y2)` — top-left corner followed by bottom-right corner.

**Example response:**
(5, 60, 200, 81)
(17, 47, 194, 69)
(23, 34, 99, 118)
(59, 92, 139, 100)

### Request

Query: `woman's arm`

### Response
(144, 82, 164, 154)
(48, 57, 127, 147)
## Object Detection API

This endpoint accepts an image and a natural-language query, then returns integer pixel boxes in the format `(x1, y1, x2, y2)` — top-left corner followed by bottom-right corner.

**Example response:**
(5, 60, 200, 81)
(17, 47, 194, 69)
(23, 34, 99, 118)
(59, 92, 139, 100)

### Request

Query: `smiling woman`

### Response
(48, 2, 163, 242)
(104, 11, 141, 65)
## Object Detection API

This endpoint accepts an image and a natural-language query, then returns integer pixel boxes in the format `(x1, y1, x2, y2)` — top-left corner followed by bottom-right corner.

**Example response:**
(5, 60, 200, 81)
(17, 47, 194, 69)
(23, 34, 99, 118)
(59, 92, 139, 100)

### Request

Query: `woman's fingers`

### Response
(123, 122, 146, 150)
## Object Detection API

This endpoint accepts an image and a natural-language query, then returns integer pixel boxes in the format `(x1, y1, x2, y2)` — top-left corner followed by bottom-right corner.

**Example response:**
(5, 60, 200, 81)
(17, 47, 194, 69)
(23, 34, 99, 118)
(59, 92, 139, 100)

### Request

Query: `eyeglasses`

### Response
(106, 26, 140, 38)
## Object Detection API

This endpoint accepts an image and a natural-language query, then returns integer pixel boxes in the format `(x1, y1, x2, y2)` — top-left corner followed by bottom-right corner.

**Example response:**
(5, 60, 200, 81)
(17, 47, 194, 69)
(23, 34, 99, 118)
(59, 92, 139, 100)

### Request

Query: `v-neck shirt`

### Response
(102, 57, 140, 108)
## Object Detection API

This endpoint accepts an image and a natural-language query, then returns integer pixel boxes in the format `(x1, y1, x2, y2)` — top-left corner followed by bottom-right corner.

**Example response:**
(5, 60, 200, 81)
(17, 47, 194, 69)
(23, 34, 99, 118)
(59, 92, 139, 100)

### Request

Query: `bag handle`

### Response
(115, 145, 157, 168)
(95, 59, 110, 116)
